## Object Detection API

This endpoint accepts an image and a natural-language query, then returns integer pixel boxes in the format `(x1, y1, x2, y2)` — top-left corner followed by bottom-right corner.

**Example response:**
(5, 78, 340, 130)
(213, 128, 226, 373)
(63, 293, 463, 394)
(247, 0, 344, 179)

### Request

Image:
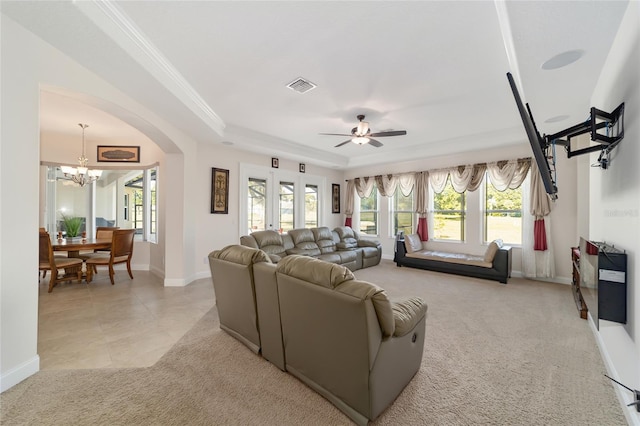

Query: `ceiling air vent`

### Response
(286, 77, 317, 94)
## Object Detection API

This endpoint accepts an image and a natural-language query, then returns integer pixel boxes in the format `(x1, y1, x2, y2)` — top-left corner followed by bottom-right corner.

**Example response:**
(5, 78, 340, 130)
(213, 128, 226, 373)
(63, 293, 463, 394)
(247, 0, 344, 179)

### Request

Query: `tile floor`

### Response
(38, 268, 215, 370)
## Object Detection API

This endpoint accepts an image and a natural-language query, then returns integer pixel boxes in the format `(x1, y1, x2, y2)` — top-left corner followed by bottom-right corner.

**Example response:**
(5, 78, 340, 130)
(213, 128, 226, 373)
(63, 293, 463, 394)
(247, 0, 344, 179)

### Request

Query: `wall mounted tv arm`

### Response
(544, 103, 625, 167)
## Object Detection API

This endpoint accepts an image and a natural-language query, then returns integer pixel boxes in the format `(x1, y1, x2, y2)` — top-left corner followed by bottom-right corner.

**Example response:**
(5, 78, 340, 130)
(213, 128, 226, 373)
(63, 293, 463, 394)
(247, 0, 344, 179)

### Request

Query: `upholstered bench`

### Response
(395, 234, 511, 284)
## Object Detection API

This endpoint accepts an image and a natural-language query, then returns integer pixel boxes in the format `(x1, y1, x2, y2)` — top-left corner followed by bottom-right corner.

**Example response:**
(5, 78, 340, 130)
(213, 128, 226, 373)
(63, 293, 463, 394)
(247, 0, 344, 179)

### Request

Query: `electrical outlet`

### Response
(204, 256, 209, 264)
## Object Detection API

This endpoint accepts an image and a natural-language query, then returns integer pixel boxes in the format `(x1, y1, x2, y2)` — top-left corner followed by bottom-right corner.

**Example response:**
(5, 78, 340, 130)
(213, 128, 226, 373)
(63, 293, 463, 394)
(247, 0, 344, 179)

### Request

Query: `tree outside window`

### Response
(392, 188, 414, 236)
(432, 179, 465, 241)
(279, 181, 295, 232)
(248, 178, 266, 233)
(485, 175, 522, 244)
(359, 188, 378, 236)
(305, 184, 318, 228)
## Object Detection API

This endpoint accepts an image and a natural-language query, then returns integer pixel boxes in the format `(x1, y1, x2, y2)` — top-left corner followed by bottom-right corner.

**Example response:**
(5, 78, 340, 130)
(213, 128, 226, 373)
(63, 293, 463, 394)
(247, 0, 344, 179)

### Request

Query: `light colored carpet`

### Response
(1, 260, 626, 425)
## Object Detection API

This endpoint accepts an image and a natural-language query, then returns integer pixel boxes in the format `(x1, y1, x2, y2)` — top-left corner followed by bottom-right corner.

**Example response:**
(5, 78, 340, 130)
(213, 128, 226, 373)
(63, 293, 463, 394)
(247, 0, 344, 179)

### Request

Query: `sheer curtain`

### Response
(522, 162, 555, 278)
(344, 180, 355, 227)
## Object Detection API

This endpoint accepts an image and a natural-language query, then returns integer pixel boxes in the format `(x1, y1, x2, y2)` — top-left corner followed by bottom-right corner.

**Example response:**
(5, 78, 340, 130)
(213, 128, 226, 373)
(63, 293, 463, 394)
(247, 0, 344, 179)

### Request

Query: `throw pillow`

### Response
(483, 241, 500, 263)
(404, 234, 423, 254)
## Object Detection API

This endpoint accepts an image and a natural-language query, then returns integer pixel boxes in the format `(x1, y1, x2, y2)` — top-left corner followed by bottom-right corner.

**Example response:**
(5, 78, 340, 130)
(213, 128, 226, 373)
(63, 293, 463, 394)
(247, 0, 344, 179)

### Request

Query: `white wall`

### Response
(587, 2, 640, 423)
(194, 143, 345, 279)
(1, 15, 195, 391)
(346, 144, 578, 282)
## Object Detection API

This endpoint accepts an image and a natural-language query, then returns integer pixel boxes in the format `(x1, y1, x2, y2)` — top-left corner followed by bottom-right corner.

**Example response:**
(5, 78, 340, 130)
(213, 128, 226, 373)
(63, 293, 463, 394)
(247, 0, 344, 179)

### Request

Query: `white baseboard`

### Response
(1, 355, 39, 393)
(589, 315, 640, 426)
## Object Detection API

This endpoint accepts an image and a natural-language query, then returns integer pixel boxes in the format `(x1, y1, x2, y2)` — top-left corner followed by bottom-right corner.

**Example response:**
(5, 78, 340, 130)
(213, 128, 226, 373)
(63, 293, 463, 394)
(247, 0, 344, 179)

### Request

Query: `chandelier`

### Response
(60, 123, 102, 187)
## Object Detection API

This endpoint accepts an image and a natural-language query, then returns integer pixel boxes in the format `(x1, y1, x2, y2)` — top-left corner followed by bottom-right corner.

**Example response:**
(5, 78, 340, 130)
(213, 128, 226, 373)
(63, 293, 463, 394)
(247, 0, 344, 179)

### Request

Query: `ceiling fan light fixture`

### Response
(356, 121, 369, 135)
(352, 136, 370, 145)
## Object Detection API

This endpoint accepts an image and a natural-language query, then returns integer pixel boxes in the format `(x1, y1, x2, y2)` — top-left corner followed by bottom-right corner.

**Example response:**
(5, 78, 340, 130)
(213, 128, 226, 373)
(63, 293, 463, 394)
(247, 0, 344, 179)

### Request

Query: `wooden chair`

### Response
(79, 226, 119, 273)
(39, 232, 83, 292)
(85, 229, 135, 285)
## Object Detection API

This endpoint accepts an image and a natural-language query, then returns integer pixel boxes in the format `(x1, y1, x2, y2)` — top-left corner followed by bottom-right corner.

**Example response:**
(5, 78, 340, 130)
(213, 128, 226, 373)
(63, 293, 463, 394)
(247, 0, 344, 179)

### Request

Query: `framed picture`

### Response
(272, 157, 279, 168)
(211, 168, 229, 214)
(97, 145, 140, 163)
(332, 183, 340, 214)
(299, 163, 306, 173)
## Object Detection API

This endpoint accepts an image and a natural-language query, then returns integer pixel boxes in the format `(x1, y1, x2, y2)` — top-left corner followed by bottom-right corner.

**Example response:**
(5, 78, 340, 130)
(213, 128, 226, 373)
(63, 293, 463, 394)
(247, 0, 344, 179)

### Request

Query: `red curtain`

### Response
(533, 219, 547, 251)
(416, 217, 428, 241)
(345, 217, 352, 227)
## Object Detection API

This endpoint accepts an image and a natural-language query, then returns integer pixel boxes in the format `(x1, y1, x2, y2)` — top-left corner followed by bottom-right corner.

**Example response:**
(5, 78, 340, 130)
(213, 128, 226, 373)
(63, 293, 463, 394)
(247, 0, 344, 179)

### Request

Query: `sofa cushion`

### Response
(286, 246, 322, 257)
(316, 253, 342, 264)
(335, 226, 358, 249)
(407, 250, 491, 268)
(404, 234, 423, 253)
(289, 228, 315, 245)
(312, 227, 337, 254)
(336, 250, 357, 264)
(392, 297, 427, 337)
(251, 230, 288, 258)
(276, 255, 354, 289)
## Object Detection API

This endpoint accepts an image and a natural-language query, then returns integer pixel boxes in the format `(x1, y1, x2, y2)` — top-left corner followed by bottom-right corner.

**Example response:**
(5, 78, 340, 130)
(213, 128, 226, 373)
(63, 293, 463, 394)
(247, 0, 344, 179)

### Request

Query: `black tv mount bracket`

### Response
(544, 102, 624, 166)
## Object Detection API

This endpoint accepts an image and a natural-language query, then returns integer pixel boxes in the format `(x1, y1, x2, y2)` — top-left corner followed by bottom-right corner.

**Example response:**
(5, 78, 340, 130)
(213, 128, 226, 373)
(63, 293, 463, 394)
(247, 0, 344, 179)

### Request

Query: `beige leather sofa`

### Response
(208, 245, 272, 353)
(254, 254, 427, 425)
(209, 245, 427, 425)
(240, 226, 381, 270)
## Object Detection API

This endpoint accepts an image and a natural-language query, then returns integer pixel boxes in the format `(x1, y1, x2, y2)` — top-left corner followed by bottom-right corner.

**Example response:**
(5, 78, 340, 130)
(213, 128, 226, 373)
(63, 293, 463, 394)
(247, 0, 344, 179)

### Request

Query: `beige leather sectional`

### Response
(209, 244, 428, 425)
(240, 226, 382, 270)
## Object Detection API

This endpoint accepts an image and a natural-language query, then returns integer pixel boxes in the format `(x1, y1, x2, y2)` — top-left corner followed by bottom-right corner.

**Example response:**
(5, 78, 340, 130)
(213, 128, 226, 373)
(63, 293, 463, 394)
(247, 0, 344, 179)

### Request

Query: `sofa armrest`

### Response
(358, 239, 381, 248)
(391, 297, 427, 337)
(493, 247, 512, 276)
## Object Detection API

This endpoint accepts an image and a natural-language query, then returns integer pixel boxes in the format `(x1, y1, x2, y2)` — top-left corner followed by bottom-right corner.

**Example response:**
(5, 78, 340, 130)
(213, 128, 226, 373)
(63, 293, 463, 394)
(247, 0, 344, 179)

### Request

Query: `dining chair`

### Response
(79, 226, 119, 273)
(39, 232, 83, 292)
(85, 229, 135, 285)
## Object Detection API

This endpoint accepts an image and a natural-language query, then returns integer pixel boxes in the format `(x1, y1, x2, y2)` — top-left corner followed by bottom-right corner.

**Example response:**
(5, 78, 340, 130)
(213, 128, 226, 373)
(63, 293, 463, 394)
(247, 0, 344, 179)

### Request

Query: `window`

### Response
(432, 179, 465, 241)
(48, 165, 157, 243)
(279, 181, 295, 232)
(122, 168, 157, 242)
(484, 175, 522, 245)
(305, 184, 318, 228)
(248, 178, 267, 233)
(240, 164, 326, 235)
(359, 188, 379, 236)
(392, 188, 414, 235)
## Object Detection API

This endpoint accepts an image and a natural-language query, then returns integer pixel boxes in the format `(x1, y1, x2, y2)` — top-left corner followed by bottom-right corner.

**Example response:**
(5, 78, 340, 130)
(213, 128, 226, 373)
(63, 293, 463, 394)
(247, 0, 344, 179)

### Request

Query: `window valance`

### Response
(344, 157, 531, 221)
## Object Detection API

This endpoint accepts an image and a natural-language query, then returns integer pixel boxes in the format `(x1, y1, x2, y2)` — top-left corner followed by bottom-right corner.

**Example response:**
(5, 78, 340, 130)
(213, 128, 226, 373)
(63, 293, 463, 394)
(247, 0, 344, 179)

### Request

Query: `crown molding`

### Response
(75, 0, 225, 136)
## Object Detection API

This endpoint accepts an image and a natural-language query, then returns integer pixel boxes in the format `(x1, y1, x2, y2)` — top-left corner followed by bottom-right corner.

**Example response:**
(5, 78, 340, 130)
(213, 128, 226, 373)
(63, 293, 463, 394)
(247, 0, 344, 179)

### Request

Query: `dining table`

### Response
(51, 237, 112, 280)
(51, 237, 112, 257)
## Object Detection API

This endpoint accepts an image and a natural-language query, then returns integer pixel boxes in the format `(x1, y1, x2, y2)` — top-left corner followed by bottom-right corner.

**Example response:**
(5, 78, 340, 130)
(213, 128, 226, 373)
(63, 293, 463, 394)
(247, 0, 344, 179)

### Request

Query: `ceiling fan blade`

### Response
(334, 139, 352, 148)
(320, 133, 352, 136)
(368, 138, 383, 147)
(369, 130, 407, 137)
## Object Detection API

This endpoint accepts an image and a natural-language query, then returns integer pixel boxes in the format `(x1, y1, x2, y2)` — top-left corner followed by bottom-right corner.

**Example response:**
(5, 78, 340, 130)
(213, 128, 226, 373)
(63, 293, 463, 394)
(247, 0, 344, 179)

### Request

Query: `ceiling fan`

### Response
(320, 115, 407, 148)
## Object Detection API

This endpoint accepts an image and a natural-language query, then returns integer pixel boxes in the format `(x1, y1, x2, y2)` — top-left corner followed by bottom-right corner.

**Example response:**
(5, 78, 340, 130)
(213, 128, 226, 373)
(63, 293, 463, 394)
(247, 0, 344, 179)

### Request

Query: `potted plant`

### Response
(61, 214, 84, 238)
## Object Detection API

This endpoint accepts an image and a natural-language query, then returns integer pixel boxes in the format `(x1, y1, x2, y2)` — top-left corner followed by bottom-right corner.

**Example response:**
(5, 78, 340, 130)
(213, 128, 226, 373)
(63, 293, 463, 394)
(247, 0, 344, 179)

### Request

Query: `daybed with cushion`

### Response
(240, 226, 381, 270)
(395, 233, 512, 284)
(253, 254, 427, 425)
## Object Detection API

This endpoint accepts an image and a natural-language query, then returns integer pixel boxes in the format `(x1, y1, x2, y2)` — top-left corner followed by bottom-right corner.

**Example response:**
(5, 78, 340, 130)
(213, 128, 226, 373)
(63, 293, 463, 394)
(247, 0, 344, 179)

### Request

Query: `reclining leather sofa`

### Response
(209, 245, 428, 425)
(240, 226, 381, 270)
(208, 245, 271, 353)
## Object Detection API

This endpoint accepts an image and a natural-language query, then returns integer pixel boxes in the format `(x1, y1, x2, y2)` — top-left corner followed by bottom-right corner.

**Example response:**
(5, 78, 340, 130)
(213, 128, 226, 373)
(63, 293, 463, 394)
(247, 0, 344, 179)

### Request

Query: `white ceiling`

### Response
(2, 1, 630, 169)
